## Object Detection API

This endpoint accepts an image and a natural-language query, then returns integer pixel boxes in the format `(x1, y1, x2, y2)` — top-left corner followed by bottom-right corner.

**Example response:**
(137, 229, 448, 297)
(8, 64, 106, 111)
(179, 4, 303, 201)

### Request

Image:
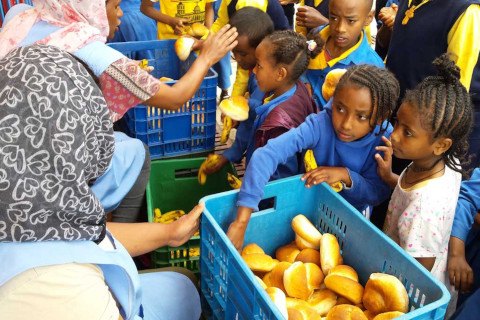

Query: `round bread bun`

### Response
(287, 303, 320, 320)
(329, 265, 359, 282)
(336, 296, 353, 306)
(242, 243, 265, 256)
(308, 289, 337, 316)
(292, 214, 322, 247)
(363, 310, 376, 320)
(305, 262, 325, 289)
(320, 233, 342, 274)
(266, 287, 289, 319)
(284, 262, 314, 300)
(190, 22, 209, 37)
(174, 36, 195, 61)
(242, 253, 278, 272)
(218, 96, 249, 121)
(270, 261, 292, 293)
(295, 248, 321, 267)
(295, 233, 318, 250)
(362, 273, 409, 314)
(262, 271, 273, 287)
(326, 304, 367, 320)
(321, 68, 347, 102)
(324, 274, 364, 305)
(372, 311, 405, 320)
(276, 243, 301, 263)
(255, 275, 267, 289)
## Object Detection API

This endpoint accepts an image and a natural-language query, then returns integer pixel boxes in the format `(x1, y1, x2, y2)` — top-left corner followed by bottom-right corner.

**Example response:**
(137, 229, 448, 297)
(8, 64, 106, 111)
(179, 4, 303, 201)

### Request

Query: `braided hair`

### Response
(264, 30, 323, 83)
(335, 64, 400, 134)
(230, 7, 274, 48)
(403, 53, 474, 176)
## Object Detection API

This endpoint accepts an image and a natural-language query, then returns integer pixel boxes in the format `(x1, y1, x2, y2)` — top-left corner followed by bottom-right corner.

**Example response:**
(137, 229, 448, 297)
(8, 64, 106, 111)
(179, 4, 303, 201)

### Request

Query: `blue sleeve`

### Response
(222, 113, 255, 163)
(451, 168, 480, 241)
(237, 113, 321, 210)
(266, 0, 290, 30)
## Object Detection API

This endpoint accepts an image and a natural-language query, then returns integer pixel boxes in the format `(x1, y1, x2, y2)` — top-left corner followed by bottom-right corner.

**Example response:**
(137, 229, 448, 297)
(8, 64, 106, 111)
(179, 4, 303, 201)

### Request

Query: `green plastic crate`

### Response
(146, 157, 235, 272)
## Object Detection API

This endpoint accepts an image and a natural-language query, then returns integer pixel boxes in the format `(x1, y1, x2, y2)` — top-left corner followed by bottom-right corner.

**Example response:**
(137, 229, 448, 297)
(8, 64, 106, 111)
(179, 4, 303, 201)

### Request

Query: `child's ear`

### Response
(433, 137, 453, 156)
(364, 10, 374, 27)
(277, 66, 288, 82)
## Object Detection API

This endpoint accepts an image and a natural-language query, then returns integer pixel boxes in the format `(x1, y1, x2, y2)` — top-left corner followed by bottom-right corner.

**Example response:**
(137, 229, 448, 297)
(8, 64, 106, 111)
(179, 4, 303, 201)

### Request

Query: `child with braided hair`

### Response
(228, 64, 400, 250)
(376, 54, 474, 313)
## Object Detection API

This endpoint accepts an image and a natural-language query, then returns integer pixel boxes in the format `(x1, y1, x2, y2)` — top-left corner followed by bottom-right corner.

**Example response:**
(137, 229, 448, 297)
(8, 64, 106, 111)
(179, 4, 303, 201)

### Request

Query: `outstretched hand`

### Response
(200, 24, 238, 66)
(168, 203, 204, 247)
(301, 166, 349, 188)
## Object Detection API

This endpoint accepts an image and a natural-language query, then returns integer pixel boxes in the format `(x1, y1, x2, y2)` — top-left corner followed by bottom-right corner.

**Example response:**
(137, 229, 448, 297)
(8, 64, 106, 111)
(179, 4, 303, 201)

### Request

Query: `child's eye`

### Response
(329, 16, 338, 21)
(336, 106, 345, 113)
(348, 20, 356, 24)
(358, 114, 369, 121)
(404, 129, 413, 137)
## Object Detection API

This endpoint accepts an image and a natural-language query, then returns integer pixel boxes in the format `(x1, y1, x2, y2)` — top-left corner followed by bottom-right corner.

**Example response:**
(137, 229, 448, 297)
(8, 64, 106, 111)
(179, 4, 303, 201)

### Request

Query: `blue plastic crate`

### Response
(199, 175, 450, 320)
(1, 0, 33, 27)
(108, 40, 218, 159)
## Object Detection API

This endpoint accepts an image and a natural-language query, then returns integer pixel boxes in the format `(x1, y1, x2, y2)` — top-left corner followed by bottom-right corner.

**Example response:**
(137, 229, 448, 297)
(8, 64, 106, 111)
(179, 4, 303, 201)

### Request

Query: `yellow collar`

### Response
(320, 26, 365, 67)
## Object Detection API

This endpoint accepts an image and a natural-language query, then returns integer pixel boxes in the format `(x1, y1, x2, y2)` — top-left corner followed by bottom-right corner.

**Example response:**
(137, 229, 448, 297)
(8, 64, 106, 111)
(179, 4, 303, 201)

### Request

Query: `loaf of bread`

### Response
(295, 248, 321, 267)
(242, 253, 278, 272)
(326, 304, 367, 320)
(270, 261, 292, 294)
(372, 311, 405, 320)
(295, 234, 318, 250)
(321, 68, 347, 102)
(287, 298, 321, 320)
(320, 233, 342, 274)
(218, 96, 249, 121)
(292, 214, 322, 247)
(328, 265, 359, 282)
(284, 262, 315, 300)
(174, 36, 195, 61)
(276, 243, 301, 263)
(242, 243, 265, 256)
(324, 274, 364, 305)
(307, 288, 337, 316)
(266, 287, 288, 319)
(305, 262, 324, 290)
(362, 273, 409, 314)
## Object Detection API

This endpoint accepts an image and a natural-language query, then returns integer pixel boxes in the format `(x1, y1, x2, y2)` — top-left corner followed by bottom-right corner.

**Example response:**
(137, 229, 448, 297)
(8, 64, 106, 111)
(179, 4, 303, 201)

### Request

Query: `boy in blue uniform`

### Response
(304, 0, 383, 109)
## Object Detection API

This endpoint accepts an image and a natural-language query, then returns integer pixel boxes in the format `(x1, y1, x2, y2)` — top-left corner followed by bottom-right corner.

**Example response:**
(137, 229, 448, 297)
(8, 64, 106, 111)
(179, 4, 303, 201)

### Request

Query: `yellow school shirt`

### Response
(157, 0, 215, 39)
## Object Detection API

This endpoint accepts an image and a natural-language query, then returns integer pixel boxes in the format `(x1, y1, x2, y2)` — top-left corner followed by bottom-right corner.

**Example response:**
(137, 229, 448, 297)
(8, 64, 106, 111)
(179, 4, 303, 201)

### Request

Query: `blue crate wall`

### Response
(108, 40, 218, 159)
(199, 175, 451, 320)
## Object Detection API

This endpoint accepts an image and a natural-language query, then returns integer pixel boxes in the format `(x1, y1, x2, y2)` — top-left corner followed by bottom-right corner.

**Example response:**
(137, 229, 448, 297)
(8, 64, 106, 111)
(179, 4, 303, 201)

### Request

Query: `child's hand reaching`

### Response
(296, 6, 328, 29)
(171, 17, 191, 35)
(301, 166, 351, 188)
(378, 4, 398, 30)
(375, 136, 398, 189)
(167, 203, 203, 247)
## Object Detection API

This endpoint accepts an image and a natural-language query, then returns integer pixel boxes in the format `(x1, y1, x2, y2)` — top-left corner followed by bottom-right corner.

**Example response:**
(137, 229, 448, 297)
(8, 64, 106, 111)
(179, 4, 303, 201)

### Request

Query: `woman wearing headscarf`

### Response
(0, 0, 238, 223)
(0, 44, 203, 320)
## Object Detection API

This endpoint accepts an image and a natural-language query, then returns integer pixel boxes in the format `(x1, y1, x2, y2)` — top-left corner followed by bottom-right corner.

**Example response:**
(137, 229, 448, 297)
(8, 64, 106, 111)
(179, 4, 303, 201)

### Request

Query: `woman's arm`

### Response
(107, 204, 203, 257)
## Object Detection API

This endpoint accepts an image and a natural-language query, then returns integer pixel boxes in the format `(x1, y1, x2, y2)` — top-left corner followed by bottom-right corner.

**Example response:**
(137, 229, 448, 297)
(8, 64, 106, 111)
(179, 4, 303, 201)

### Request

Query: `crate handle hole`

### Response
(175, 168, 200, 178)
(258, 197, 276, 212)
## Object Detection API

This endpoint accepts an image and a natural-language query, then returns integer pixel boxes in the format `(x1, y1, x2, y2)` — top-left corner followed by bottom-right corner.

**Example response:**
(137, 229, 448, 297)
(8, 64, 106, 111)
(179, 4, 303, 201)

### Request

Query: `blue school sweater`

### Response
(451, 169, 480, 242)
(237, 101, 393, 212)
(305, 25, 384, 110)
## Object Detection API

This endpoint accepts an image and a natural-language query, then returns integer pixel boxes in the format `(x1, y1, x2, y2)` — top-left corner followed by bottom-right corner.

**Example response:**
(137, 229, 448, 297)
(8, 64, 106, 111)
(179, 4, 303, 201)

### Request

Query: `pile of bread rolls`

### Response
(241, 214, 409, 320)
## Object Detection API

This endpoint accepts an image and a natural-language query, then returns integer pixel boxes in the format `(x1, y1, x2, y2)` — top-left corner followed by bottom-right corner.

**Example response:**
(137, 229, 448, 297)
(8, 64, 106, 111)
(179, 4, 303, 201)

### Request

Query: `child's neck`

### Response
(270, 81, 296, 100)
(401, 158, 446, 188)
(325, 35, 361, 59)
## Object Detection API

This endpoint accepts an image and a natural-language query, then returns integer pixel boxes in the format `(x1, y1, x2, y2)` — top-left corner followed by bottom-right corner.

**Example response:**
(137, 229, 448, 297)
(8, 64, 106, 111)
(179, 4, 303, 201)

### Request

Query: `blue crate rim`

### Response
(199, 174, 451, 320)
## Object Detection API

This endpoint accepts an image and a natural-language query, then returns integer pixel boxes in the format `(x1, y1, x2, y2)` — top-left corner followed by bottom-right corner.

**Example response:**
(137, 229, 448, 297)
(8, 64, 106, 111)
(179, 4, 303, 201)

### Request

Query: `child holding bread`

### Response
(375, 55, 474, 315)
(228, 64, 400, 250)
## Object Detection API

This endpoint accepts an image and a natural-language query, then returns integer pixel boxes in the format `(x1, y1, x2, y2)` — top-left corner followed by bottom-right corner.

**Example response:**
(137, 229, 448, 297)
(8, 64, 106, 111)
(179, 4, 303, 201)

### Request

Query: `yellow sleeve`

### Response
(210, 0, 230, 33)
(232, 67, 250, 97)
(447, 4, 480, 91)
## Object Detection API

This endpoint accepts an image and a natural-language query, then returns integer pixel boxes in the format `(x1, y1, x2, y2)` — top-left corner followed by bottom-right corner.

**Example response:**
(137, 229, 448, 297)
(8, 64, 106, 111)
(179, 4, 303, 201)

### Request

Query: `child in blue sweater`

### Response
(228, 64, 400, 250)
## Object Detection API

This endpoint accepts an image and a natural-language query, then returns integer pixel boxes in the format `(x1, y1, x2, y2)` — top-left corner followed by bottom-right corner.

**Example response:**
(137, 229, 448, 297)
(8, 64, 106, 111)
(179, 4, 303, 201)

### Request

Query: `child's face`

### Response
(331, 85, 374, 142)
(106, 0, 123, 39)
(390, 102, 437, 161)
(328, 0, 373, 51)
(253, 40, 279, 94)
(232, 35, 257, 71)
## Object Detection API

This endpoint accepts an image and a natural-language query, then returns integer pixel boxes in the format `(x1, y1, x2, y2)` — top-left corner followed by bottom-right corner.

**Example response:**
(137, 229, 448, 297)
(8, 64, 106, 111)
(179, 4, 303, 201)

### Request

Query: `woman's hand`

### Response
(301, 166, 350, 188)
(375, 136, 398, 189)
(168, 203, 204, 247)
(227, 206, 253, 251)
(199, 24, 238, 66)
(296, 6, 328, 29)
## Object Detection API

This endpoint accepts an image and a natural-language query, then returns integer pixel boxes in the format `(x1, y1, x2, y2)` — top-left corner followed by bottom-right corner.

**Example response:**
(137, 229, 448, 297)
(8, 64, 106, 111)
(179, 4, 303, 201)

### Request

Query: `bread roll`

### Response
(305, 262, 325, 289)
(308, 289, 337, 316)
(190, 22, 209, 37)
(242, 253, 278, 272)
(362, 273, 409, 314)
(321, 68, 347, 102)
(295, 233, 318, 250)
(292, 214, 322, 247)
(262, 272, 273, 287)
(329, 265, 359, 282)
(336, 296, 353, 306)
(363, 310, 376, 320)
(174, 36, 195, 61)
(270, 261, 292, 293)
(218, 96, 249, 121)
(324, 274, 364, 305)
(255, 275, 267, 289)
(287, 303, 321, 320)
(284, 262, 314, 300)
(266, 287, 288, 320)
(295, 248, 321, 267)
(276, 243, 301, 263)
(242, 243, 265, 256)
(326, 304, 367, 320)
(320, 233, 342, 274)
(372, 311, 405, 320)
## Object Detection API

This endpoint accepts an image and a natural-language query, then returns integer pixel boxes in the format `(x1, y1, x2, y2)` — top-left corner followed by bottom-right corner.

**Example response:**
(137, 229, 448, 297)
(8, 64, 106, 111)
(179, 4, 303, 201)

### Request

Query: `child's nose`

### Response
(335, 20, 347, 34)
(341, 115, 353, 131)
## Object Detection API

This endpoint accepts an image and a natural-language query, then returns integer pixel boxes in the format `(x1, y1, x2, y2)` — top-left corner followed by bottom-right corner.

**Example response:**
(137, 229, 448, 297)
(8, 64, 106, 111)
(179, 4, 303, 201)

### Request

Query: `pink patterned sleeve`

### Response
(99, 58, 161, 120)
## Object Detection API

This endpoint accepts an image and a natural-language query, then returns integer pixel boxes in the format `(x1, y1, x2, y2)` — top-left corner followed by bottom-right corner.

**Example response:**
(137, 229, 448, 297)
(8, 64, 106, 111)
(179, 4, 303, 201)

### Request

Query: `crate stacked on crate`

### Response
(199, 175, 451, 320)
(146, 157, 236, 273)
(108, 40, 218, 159)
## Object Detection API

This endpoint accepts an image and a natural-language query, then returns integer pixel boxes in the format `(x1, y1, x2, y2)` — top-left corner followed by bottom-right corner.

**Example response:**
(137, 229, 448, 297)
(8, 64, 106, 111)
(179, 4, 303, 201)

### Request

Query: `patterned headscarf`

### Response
(0, 45, 115, 242)
(0, 0, 109, 59)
